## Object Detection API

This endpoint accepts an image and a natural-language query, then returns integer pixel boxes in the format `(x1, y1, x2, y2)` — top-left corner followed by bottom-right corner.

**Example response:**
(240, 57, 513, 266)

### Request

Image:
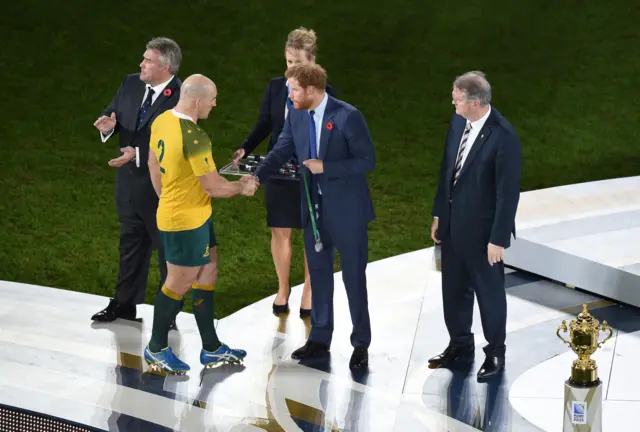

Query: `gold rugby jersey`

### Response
(150, 109, 216, 232)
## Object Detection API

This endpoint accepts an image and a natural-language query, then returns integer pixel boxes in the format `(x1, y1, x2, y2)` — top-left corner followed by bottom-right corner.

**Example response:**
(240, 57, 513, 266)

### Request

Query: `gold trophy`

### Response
(556, 304, 613, 386)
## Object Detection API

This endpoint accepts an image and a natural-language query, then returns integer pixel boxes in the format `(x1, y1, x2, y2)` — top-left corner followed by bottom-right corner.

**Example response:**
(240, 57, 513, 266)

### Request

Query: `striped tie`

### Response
(453, 122, 472, 186)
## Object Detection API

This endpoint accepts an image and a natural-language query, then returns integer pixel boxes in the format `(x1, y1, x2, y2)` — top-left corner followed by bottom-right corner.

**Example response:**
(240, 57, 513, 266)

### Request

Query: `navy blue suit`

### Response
(239, 77, 336, 228)
(101, 74, 181, 306)
(256, 94, 375, 348)
(432, 107, 521, 357)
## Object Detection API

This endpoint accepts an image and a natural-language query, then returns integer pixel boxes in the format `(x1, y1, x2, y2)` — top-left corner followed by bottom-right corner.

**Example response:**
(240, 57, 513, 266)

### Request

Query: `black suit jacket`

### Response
(100, 73, 181, 206)
(255, 95, 375, 231)
(240, 76, 336, 156)
(432, 108, 521, 249)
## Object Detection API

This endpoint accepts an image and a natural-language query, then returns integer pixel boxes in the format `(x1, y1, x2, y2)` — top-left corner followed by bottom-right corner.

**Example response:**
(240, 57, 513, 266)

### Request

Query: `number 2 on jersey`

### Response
(157, 140, 166, 174)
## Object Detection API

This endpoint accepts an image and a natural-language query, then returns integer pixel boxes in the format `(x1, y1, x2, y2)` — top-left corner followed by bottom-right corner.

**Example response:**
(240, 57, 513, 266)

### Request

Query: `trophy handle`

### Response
(598, 321, 614, 348)
(556, 321, 571, 345)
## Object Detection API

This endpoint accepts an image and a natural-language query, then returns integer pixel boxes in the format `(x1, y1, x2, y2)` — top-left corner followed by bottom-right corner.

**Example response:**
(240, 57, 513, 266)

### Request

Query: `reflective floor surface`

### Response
(2, 245, 640, 431)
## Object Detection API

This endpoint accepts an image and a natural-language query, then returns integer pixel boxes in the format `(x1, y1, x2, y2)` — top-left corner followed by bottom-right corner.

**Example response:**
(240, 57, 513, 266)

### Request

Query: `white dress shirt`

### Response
(100, 75, 175, 167)
(307, 93, 329, 195)
(457, 106, 491, 169)
(308, 92, 329, 157)
(141, 75, 175, 107)
(434, 106, 491, 219)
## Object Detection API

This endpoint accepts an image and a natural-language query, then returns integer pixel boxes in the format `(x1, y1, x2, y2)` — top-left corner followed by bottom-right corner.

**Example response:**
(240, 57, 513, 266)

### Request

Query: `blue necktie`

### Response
(285, 84, 294, 112)
(308, 110, 320, 217)
(309, 110, 317, 159)
(137, 88, 155, 129)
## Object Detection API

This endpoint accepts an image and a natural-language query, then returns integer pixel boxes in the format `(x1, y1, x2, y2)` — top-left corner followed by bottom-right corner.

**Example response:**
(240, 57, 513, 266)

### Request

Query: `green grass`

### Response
(1, 0, 638, 317)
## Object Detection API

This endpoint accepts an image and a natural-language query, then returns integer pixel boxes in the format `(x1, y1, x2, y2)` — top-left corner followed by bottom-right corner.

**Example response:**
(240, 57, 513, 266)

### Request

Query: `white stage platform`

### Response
(505, 175, 640, 308)
(2, 177, 640, 431)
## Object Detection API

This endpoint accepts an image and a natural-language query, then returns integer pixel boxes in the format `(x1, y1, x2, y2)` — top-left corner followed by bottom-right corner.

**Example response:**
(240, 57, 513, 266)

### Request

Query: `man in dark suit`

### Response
(91, 37, 183, 324)
(232, 27, 335, 318)
(430, 71, 521, 381)
(255, 62, 375, 370)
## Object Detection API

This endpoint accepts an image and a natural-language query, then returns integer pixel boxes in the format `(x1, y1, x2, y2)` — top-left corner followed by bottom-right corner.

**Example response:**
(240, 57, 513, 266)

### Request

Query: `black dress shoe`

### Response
(349, 347, 368, 369)
(428, 345, 474, 367)
(91, 299, 136, 322)
(272, 293, 290, 315)
(477, 355, 505, 381)
(291, 341, 329, 360)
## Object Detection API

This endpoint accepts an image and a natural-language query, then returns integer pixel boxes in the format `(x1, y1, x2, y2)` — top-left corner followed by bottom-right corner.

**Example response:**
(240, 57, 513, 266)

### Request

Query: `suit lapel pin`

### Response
(481, 134, 484, 139)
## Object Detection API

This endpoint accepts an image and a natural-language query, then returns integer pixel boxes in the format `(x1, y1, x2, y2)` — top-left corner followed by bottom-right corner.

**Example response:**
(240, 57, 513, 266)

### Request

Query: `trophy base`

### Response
(570, 364, 598, 387)
(569, 377, 600, 388)
(563, 379, 602, 431)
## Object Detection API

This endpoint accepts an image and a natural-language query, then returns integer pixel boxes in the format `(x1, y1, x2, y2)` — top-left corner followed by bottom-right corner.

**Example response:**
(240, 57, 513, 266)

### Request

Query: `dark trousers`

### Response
(303, 203, 371, 349)
(440, 234, 507, 357)
(114, 198, 167, 305)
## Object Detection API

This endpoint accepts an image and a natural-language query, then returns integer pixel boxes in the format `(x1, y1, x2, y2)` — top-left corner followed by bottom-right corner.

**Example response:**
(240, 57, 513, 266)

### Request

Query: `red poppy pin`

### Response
(326, 122, 333, 131)
(163, 88, 172, 97)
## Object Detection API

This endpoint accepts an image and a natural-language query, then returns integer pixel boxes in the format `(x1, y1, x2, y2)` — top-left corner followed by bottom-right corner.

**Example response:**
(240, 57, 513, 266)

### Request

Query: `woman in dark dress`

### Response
(233, 27, 335, 317)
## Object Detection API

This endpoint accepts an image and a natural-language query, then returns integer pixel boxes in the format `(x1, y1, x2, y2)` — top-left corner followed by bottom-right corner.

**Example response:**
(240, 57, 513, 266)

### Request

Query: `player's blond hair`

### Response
(285, 27, 317, 60)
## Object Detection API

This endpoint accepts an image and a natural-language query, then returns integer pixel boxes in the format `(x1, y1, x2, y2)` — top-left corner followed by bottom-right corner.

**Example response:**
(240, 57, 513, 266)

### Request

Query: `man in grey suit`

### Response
(92, 37, 182, 324)
(430, 71, 521, 381)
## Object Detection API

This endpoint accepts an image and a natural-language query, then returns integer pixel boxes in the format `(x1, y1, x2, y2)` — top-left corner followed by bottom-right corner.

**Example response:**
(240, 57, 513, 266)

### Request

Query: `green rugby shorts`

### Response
(160, 216, 217, 267)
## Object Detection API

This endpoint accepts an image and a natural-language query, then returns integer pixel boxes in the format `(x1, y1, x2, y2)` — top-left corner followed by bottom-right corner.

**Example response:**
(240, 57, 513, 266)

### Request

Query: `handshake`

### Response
(239, 175, 259, 196)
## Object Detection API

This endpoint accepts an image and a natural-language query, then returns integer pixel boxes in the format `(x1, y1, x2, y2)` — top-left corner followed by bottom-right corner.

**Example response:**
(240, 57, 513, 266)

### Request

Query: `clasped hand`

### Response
(240, 176, 259, 196)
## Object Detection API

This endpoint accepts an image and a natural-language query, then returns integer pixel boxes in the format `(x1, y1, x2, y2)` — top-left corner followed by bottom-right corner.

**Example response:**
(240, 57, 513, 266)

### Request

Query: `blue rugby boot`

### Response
(200, 343, 247, 368)
(144, 345, 190, 375)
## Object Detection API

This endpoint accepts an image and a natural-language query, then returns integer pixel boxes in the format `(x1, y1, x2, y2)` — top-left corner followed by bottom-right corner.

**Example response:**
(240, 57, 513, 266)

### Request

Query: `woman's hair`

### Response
(285, 27, 317, 60)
